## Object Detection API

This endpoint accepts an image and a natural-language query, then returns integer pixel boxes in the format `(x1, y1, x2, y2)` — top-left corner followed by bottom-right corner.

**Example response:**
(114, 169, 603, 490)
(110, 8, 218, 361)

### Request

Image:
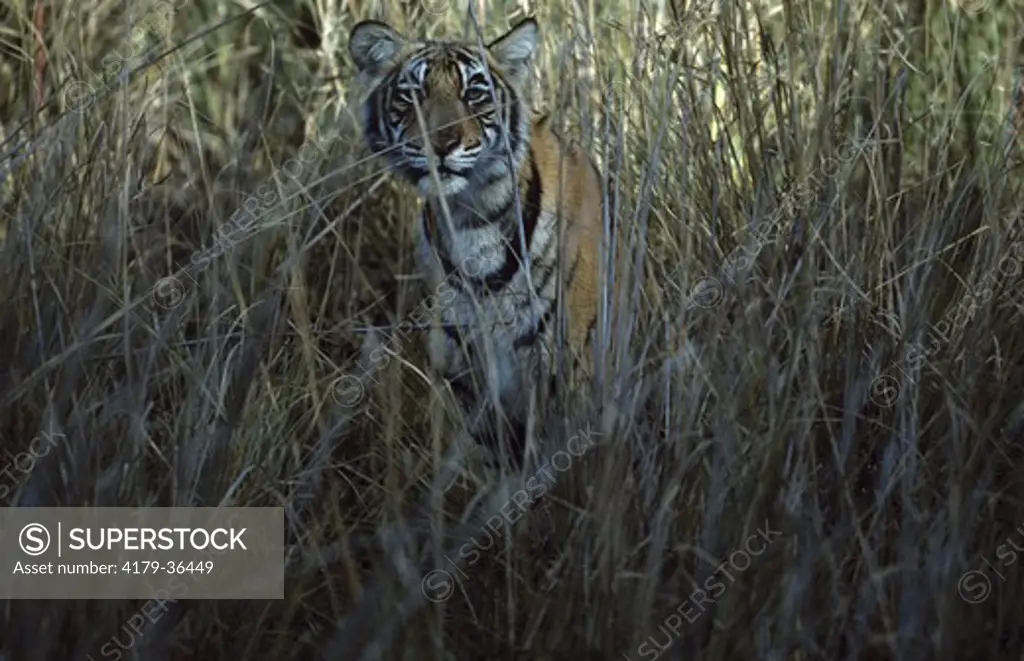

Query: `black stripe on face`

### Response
(364, 91, 384, 151)
(469, 151, 542, 294)
(504, 86, 520, 155)
(366, 72, 412, 159)
(452, 48, 485, 81)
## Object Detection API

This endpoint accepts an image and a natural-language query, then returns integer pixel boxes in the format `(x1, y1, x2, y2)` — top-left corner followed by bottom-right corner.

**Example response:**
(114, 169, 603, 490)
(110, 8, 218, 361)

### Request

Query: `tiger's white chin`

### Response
(417, 174, 469, 197)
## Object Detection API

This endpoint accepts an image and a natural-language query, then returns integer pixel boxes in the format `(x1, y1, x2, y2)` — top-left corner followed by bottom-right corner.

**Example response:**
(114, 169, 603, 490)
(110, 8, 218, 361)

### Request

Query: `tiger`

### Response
(347, 16, 606, 464)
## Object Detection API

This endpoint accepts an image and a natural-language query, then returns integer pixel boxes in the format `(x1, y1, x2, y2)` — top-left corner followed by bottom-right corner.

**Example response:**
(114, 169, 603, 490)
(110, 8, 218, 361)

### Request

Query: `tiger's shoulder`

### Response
(520, 114, 605, 348)
(527, 114, 603, 234)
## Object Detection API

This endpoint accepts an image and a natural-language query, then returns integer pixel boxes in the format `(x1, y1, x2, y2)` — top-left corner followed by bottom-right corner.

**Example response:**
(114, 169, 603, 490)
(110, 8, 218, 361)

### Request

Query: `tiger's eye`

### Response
(465, 88, 489, 104)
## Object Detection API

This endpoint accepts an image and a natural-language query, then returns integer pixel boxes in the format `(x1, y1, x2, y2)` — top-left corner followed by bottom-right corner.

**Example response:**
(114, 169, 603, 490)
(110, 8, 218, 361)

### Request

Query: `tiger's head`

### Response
(348, 18, 538, 197)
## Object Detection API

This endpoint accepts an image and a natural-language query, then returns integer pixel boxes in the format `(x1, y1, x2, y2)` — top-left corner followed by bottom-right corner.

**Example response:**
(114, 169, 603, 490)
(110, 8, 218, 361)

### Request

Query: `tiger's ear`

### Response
(349, 20, 406, 78)
(488, 18, 538, 86)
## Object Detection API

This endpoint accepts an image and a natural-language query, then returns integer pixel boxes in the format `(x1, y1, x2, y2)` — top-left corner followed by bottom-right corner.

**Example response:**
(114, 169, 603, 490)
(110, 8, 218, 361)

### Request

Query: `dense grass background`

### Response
(2, 0, 1024, 659)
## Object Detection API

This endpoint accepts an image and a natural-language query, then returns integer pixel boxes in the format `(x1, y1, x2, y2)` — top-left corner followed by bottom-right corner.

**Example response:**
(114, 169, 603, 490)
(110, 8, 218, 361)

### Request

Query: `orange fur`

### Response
(529, 116, 603, 351)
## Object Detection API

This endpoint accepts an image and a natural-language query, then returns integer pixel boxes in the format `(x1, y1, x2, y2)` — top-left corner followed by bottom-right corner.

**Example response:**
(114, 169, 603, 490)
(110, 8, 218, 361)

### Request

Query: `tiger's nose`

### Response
(431, 127, 461, 157)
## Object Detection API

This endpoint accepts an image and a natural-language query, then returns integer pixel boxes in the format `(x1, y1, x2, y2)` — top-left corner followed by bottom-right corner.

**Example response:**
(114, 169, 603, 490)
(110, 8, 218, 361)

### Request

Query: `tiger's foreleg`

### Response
(425, 321, 499, 460)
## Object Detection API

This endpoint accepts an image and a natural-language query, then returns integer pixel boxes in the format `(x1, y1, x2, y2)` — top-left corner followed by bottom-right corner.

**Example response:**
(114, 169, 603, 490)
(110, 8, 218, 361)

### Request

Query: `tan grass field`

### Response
(2, 0, 1024, 659)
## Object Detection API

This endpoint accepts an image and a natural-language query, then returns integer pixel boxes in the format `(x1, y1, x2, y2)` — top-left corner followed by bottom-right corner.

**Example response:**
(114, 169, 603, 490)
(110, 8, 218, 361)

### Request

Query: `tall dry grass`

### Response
(2, 0, 1024, 659)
